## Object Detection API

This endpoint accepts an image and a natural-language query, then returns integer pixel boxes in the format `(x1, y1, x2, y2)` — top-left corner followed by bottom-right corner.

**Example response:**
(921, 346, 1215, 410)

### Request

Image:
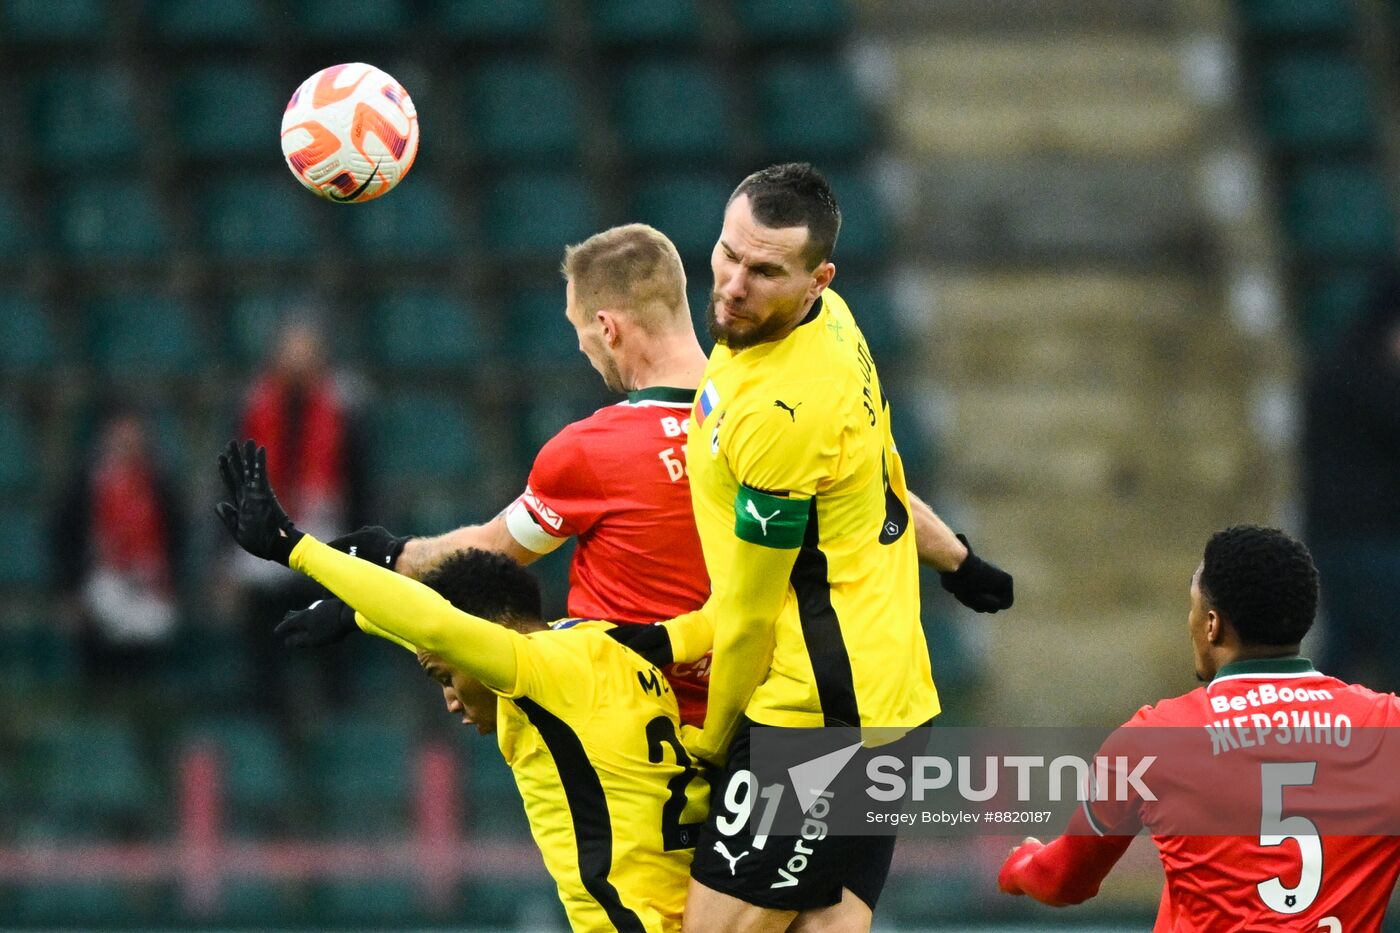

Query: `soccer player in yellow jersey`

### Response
(215, 441, 710, 933)
(676, 164, 1014, 932)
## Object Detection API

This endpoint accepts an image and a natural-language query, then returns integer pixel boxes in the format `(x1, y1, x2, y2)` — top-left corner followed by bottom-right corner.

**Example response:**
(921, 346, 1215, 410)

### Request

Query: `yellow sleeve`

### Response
(501, 628, 598, 717)
(722, 383, 843, 497)
(289, 535, 521, 694)
(661, 608, 714, 664)
(354, 611, 418, 654)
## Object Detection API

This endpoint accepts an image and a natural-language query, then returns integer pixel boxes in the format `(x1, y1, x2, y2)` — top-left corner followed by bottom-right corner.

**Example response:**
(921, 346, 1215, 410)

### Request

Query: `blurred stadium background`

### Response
(2, 0, 1399, 928)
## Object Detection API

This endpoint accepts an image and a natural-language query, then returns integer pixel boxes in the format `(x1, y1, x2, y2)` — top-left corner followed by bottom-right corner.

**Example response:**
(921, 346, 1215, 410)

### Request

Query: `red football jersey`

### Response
(1005, 657, 1400, 931)
(503, 386, 711, 725)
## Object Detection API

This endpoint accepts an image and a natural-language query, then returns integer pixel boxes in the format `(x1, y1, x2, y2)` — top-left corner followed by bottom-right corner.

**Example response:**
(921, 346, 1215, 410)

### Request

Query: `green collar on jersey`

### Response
(627, 386, 695, 404)
(1212, 656, 1316, 682)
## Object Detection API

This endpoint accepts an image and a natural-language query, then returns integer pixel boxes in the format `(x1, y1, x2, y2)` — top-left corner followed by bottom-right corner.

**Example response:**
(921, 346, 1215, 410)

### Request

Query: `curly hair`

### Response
(729, 162, 842, 270)
(419, 549, 544, 632)
(1199, 525, 1318, 646)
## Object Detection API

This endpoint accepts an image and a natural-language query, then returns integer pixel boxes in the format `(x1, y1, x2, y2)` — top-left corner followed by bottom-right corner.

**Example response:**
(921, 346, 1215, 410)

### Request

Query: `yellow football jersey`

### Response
(687, 288, 941, 730)
(288, 537, 709, 933)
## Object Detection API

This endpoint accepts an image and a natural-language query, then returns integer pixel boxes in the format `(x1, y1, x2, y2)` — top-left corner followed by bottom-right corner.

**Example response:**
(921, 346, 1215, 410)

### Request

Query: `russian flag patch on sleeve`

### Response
(691, 380, 720, 428)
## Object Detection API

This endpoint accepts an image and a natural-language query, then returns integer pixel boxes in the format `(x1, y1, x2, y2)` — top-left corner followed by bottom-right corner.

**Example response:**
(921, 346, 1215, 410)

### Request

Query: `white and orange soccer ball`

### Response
(280, 63, 419, 203)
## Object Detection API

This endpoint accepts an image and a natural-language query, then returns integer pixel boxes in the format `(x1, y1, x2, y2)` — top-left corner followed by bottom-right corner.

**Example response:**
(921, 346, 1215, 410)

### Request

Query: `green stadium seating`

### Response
(734, 0, 849, 42)
(0, 189, 37, 259)
(344, 175, 460, 258)
(15, 881, 166, 926)
(375, 391, 479, 482)
(830, 273, 900, 360)
(0, 294, 58, 371)
(467, 59, 582, 162)
(1236, 0, 1353, 39)
(1, 0, 104, 40)
(151, 0, 265, 43)
(0, 625, 75, 689)
(0, 508, 48, 587)
(590, 0, 702, 45)
(56, 181, 170, 258)
(171, 63, 283, 155)
(307, 717, 413, 836)
(311, 880, 422, 926)
(757, 59, 868, 158)
(292, 0, 408, 40)
(435, 0, 551, 40)
(87, 292, 202, 375)
(460, 877, 566, 928)
(200, 174, 320, 259)
(181, 717, 294, 834)
(0, 406, 34, 495)
(823, 170, 888, 263)
(29, 719, 157, 833)
(30, 66, 139, 166)
(215, 880, 306, 926)
(1283, 162, 1397, 261)
(615, 60, 728, 161)
(502, 285, 578, 366)
(484, 173, 600, 260)
(225, 290, 352, 366)
(1300, 269, 1374, 353)
(1258, 52, 1374, 151)
(462, 737, 531, 836)
(369, 289, 483, 369)
(630, 173, 727, 259)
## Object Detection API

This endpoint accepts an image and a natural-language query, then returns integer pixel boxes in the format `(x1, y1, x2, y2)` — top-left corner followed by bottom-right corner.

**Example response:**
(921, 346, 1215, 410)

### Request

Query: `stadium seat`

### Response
(0, 293, 58, 371)
(1, 0, 104, 40)
(29, 719, 157, 833)
(822, 170, 888, 264)
(434, 0, 551, 40)
(29, 66, 140, 166)
(733, 0, 849, 43)
(0, 508, 48, 588)
(344, 175, 460, 259)
(375, 391, 479, 484)
(1258, 52, 1374, 151)
(615, 60, 728, 161)
(291, 0, 408, 40)
(467, 59, 582, 163)
(502, 285, 576, 366)
(200, 174, 320, 259)
(181, 718, 294, 835)
(150, 0, 265, 43)
(831, 273, 900, 361)
(629, 173, 727, 260)
(15, 881, 165, 926)
(310, 880, 421, 926)
(589, 0, 702, 45)
(307, 718, 413, 836)
(0, 406, 34, 496)
(484, 173, 600, 261)
(215, 880, 305, 926)
(87, 292, 203, 375)
(0, 624, 75, 691)
(1236, 0, 1353, 39)
(1283, 161, 1397, 261)
(1299, 269, 1374, 354)
(756, 58, 868, 158)
(171, 63, 283, 155)
(462, 738, 531, 836)
(368, 289, 483, 370)
(56, 181, 170, 258)
(461, 877, 566, 928)
(0, 189, 37, 259)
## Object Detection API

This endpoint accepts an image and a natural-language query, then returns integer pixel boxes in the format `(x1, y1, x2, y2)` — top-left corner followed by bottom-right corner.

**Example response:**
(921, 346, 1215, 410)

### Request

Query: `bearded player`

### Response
(999, 525, 1400, 930)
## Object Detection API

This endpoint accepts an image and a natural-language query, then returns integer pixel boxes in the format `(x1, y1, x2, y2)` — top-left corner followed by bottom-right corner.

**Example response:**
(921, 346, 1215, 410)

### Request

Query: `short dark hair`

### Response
(1199, 525, 1318, 647)
(729, 162, 841, 270)
(419, 549, 543, 630)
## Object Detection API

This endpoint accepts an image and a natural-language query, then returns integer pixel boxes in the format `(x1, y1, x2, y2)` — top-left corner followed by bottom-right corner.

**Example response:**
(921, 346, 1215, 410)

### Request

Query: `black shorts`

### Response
(690, 718, 915, 913)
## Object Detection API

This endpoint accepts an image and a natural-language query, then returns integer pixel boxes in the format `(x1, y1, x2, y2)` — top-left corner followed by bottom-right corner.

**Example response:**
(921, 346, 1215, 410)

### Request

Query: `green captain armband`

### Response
(733, 485, 809, 548)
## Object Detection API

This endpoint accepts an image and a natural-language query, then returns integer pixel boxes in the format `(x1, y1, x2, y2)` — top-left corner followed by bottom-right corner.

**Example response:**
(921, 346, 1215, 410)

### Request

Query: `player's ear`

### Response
(809, 260, 835, 299)
(1205, 611, 1223, 646)
(596, 309, 622, 347)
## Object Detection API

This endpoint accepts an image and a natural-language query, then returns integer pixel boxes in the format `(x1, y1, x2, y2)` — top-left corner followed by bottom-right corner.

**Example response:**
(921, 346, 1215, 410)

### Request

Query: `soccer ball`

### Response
(280, 63, 419, 203)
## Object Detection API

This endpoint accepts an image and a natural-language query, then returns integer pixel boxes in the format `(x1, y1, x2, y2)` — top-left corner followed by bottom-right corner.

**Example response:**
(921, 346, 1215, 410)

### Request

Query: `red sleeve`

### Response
(518, 424, 609, 540)
(997, 818, 1134, 907)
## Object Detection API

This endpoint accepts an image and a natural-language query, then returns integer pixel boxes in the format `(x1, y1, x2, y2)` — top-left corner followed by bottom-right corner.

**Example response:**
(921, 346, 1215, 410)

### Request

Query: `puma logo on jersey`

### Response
(745, 499, 781, 536)
(773, 399, 802, 421)
(714, 841, 749, 876)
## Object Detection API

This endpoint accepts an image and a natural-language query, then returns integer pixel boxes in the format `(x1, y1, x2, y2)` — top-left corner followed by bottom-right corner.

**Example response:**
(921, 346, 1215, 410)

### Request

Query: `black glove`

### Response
(215, 440, 303, 565)
(327, 525, 412, 570)
(275, 596, 358, 648)
(939, 534, 1014, 613)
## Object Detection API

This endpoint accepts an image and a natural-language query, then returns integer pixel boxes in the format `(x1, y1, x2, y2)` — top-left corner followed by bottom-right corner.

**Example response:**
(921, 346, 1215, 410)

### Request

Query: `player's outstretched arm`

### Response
(325, 513, 538, 581)
(216, 440, 522, 693)
(997, 831, 1133, 907)
(909, 491, 1014, 613)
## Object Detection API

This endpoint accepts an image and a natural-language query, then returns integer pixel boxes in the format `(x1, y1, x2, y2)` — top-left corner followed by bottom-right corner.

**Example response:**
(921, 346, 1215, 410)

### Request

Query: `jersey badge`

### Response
(692, 379, 720, 428)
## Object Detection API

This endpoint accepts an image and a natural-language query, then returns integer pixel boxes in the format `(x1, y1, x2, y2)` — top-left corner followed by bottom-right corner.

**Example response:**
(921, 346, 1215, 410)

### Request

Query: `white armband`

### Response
(505, 500, 568, 555)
